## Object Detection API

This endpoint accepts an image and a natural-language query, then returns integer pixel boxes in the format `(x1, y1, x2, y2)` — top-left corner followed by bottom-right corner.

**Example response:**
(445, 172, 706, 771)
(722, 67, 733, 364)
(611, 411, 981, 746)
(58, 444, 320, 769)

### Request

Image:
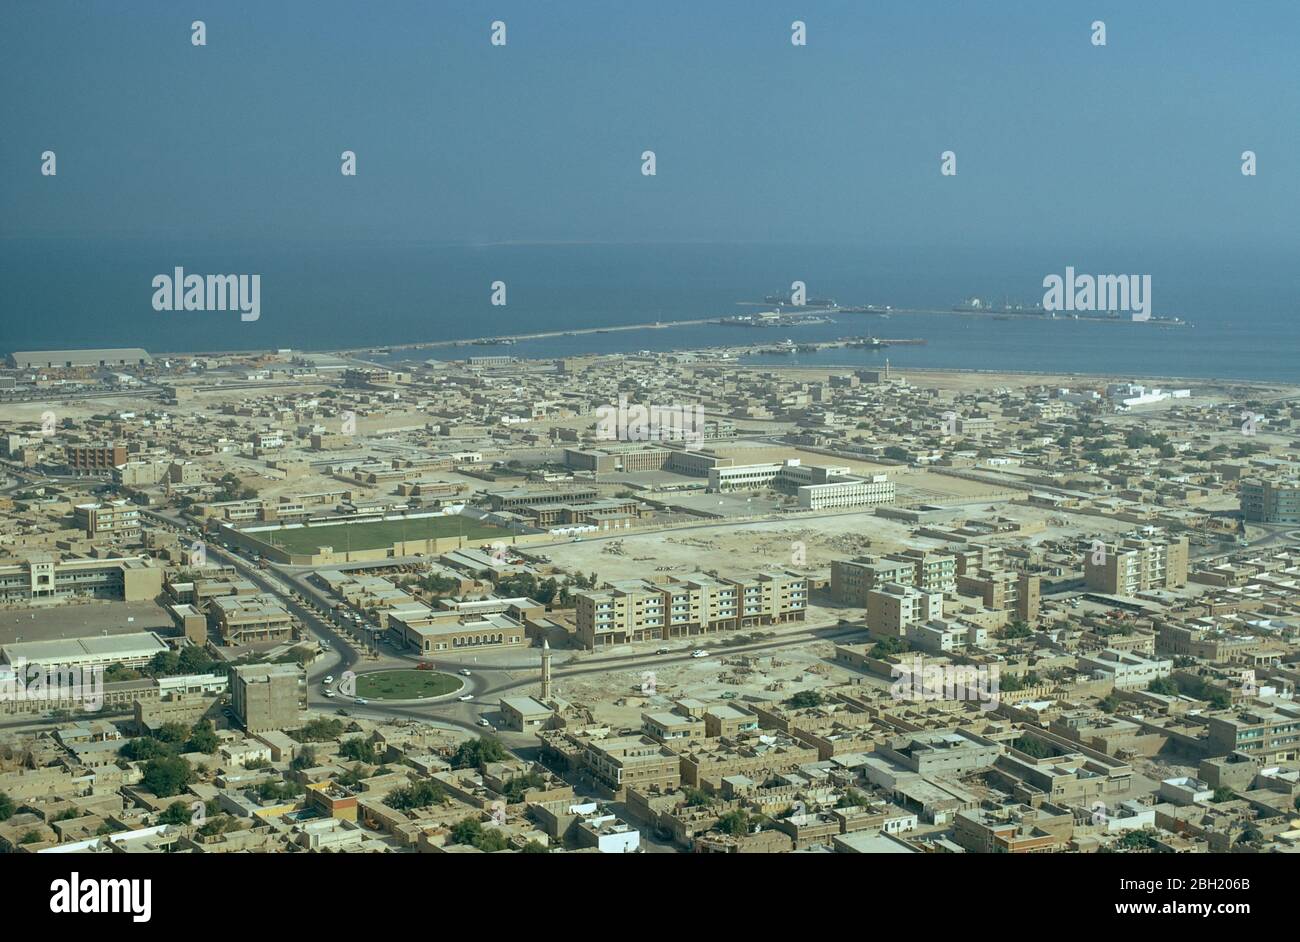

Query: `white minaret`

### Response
(540, 639, 552, 700)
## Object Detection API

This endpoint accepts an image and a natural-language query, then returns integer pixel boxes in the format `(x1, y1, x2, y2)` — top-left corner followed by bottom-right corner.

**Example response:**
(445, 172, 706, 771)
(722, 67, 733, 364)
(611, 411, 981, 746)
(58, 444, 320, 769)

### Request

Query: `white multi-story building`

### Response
(1077, 649, 1173, 690)
(798, 474, 895, 510)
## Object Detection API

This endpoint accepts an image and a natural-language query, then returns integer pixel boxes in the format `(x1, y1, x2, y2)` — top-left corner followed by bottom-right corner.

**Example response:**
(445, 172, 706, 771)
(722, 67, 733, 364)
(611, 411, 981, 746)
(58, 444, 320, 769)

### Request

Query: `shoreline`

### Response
(328, 305, 1185, 358)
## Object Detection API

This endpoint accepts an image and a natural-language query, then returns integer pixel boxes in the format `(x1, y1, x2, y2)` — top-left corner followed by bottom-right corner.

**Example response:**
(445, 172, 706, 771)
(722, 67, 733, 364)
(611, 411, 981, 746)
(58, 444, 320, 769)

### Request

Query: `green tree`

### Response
(186, 719, 219, 754)
(103, 663, 142, 683)
(118, 737, 175, 762)
(0, 792, 13, 822)
(837, 788, 868, 809)
(784, 690, 824, 709)
(1001, 620, 1033, 639)
(1147, 677, 1178, 696)
(869, 637, 908, 658)
(142, 756, 194, 798)
(298, 718, 345, 742)
(500, 772, 545, 804)
(177, 646, 217, 674)
(387, 779, 448, 812)
(339, 739, 378, 763)
(715, 810, 749, 836)
(153, 722, 190, 745)
(1014, 736, 1051, 759)
(158, 801, 193, 826)
(683, 787, 712, 808)
(450, 735, 508, 771)
(147, 651, 182, 677)
(449, 815, 509, 851)
(1117, 829, 1158, 850)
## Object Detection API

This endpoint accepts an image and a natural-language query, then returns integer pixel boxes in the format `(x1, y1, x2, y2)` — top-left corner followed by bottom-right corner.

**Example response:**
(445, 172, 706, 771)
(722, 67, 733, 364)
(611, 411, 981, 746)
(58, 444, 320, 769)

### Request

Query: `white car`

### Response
(324, 690, 336, 698)
(457, 694, 474, 702)
(691, 650, 709, 658)
(477, 718, 491, 727)
(459, 669, 472, 677)
(323, 675, 334, 685)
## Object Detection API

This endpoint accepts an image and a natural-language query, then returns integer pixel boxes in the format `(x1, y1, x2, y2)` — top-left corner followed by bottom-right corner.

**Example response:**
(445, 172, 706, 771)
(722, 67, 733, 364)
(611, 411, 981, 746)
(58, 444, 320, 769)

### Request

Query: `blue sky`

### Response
(2, 0, 1297, 251)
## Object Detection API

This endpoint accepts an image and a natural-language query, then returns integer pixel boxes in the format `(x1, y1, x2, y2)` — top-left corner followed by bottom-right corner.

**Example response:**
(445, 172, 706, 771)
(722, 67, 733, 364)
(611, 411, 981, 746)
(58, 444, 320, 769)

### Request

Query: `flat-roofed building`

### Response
(1085, 535, 1189, 594)
(231, 663, 305, 734)
(575, 580, 666, 648)
(0, 555, 162, 603)
(1205, 706, 1300, 760)
(9, 348, 152, 369)
(1240, 478, 1300, 524)
(574, 570, 807, 649)
(390, 610, 525, 653)
(75, 500, 141, 539)
(953, 803, 1073, 854)
(584, 735, 681, 794)
(1077, 648, 1172, 690)
(879, 730, 1001, 777)
(886, 550, 957, 595)
(703, 705, 760, 738)
(563, 446, 672, 474)
(64, 444, 127, 476)
(641, 710, 705, 744)
(1, 631, 169, 671)
(500, 696, 553, 732)
(867, 583, 944, 638)
(798, 474, 895, 510)
(486, 487, 598, 511)
(209, 593, 295, 645)
(906, 617, 987, 654)
(831, 555, 915, 605)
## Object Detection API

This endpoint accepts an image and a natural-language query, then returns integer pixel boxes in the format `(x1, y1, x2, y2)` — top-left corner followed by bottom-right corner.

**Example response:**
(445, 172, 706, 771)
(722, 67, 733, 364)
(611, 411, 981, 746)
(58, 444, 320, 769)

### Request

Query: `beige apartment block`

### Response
(1205, 706, 1300, 761)
(74, 500, 142, 539)
(886, 550, 957, 595)
(576, 570, 807, 649)
(866, 583, 944, 638)
(831, 555, 915, 605)
(583, 735, 682, 794)
(231, 663, 305, 733)
(209, 593, 295, 645)
(1085, 535, 1189, 594)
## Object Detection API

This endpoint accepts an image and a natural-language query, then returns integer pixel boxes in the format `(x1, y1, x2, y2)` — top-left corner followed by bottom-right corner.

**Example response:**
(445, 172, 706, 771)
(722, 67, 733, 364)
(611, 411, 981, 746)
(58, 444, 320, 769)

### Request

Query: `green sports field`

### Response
(255, 516, 508, 554)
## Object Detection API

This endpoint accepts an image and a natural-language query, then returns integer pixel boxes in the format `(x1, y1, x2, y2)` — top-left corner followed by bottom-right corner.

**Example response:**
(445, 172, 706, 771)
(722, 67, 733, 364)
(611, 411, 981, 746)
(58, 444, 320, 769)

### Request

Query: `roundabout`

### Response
(353, 669, 464, 702)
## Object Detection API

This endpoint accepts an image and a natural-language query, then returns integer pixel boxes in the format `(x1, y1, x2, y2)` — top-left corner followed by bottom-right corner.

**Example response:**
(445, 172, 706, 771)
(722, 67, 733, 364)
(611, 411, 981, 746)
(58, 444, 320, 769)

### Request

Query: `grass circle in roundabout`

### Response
(353, 669, 462, 701)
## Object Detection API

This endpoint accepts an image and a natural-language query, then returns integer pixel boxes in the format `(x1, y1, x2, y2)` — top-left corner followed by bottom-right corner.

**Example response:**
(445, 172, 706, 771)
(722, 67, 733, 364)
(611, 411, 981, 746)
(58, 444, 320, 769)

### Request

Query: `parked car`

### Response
(691, 650, 709, 658)
(477, 718, 491, 727)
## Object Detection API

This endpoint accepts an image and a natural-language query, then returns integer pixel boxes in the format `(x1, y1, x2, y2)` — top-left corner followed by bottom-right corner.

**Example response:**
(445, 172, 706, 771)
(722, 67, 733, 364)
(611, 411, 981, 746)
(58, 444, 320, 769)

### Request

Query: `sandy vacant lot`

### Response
(535, 500, 1135, 585)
